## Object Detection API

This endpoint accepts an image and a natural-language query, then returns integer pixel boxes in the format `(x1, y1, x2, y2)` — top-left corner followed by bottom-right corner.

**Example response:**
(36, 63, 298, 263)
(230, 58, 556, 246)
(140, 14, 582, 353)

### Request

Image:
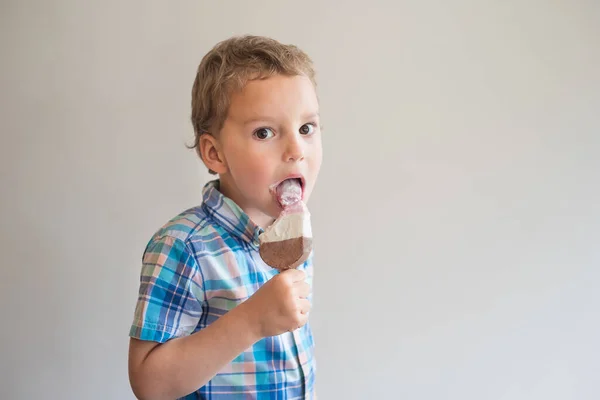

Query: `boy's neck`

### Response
(246, 212, 275, 231)
(216, 177, 275, 230)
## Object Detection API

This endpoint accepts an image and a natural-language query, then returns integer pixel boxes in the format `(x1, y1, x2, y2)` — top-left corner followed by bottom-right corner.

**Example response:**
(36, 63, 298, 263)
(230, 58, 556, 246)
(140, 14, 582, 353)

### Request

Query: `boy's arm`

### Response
(128, 269, 310, 400)
(129, 301, 258, 400)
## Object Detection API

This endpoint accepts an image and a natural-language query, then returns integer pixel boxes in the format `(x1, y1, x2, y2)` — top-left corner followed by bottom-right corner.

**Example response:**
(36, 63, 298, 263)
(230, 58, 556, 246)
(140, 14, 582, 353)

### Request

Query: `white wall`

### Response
(1, 1, 598, 399)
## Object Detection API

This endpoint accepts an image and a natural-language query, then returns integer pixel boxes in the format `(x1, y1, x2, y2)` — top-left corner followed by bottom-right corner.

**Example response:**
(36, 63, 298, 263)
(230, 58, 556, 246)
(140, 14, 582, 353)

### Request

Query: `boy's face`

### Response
(215, 74, 322, 228)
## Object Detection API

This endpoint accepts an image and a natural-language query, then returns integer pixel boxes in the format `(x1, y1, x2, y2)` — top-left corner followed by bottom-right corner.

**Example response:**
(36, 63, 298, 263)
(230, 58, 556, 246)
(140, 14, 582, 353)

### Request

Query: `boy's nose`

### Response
(283, 135, 305, 162)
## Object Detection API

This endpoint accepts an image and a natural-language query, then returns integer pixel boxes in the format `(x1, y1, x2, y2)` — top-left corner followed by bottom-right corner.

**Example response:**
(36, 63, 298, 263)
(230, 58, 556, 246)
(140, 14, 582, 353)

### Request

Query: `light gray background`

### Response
(1, 1, 599, 399)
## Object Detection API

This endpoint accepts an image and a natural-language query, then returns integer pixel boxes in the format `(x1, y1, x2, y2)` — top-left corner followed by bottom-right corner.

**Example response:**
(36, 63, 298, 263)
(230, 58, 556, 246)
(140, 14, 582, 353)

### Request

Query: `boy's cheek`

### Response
(233, 156, 268, 181)
(238, 166, 273, 199)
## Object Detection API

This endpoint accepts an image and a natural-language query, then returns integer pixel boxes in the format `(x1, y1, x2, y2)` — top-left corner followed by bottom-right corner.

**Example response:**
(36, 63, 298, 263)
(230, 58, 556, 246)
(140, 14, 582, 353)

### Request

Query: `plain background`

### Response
(1, 1, 599, 399)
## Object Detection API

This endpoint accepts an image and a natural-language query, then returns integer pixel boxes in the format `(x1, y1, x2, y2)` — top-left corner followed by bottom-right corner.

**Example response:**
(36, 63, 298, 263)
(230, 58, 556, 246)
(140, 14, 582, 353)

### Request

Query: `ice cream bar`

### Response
(259, 179, 313, 271)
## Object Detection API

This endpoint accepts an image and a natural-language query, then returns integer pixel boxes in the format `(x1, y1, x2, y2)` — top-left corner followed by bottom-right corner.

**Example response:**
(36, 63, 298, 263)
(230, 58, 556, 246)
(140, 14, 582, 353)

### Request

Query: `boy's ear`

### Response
(199, 133, 228, 174)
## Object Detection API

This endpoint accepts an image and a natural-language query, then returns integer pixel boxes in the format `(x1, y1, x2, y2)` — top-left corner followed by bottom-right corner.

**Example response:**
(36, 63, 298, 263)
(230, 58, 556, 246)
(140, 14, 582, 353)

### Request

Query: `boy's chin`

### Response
(267, 200, 288, 218)
(266, 204, 283, 219)
(250, 201, 282, 221)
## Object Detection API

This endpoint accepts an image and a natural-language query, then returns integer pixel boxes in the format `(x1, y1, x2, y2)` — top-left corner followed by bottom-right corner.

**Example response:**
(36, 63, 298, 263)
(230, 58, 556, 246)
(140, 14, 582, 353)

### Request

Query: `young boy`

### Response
(128, 35, 323, 399)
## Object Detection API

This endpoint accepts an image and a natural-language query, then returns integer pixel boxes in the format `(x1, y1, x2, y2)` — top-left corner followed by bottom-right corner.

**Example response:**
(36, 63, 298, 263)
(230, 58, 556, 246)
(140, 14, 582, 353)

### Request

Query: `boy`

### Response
(128, 35, 322, 400)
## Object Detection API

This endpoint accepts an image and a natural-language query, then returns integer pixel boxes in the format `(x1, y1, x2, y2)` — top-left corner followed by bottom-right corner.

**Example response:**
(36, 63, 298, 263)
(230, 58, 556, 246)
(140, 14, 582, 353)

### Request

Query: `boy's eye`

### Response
(254, 127, 275, 140)
(299, 123, 315, 135)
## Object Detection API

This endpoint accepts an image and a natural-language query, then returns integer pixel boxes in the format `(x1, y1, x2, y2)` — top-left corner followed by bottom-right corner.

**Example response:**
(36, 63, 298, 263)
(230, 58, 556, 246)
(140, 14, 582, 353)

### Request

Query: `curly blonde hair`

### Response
(189, 35, 316, 173)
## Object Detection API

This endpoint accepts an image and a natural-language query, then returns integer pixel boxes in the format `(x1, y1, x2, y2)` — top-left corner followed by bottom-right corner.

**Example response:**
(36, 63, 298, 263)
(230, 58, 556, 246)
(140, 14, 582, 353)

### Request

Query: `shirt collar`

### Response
(201, 180, 264, 248)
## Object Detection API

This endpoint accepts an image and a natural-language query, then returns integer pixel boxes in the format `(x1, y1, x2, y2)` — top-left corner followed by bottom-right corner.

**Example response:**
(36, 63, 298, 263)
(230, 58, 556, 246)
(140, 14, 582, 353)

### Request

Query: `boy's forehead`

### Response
(227, 75, 318, 123)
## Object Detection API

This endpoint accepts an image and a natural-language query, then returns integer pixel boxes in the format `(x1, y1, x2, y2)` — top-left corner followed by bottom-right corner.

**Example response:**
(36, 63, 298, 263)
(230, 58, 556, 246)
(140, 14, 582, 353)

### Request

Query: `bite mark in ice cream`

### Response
(259, 179, 313, 270)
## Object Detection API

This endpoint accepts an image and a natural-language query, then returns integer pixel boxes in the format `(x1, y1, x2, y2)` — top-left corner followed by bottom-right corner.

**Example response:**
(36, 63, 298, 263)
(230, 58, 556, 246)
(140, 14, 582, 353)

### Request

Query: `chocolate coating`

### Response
(259, 236, 312, 270)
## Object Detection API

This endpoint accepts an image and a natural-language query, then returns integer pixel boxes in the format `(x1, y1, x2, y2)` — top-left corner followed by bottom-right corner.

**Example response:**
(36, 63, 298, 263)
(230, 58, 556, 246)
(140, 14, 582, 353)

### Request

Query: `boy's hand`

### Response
(242, 269, 311, 338)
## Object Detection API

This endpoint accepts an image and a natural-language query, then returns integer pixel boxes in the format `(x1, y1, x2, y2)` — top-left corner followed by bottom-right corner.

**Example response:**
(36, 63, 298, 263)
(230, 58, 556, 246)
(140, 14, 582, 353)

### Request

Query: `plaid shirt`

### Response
(130, 180, 316, 399)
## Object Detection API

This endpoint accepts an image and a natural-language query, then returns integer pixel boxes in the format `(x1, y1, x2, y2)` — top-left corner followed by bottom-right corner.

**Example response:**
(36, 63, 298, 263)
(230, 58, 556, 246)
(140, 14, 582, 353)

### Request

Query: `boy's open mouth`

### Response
(271, 177, 304, 208)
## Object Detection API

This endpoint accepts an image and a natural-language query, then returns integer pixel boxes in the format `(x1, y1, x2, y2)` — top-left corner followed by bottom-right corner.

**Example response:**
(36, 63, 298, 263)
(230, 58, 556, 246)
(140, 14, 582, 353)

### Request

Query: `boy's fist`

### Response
(243, 269, 311, 338)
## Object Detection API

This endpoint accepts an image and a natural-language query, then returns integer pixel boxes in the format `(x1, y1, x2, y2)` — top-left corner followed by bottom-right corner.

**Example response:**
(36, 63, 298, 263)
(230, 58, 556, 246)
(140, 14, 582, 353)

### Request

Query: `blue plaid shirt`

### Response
(130, 180, 316, 399)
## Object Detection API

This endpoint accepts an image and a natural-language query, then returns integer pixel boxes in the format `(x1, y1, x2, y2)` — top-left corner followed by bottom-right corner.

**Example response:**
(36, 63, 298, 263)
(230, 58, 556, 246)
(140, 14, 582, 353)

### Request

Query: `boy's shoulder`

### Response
(145, 203, 231, 259)
(149, 204, 211, 245)
(144, 180, 261, 258)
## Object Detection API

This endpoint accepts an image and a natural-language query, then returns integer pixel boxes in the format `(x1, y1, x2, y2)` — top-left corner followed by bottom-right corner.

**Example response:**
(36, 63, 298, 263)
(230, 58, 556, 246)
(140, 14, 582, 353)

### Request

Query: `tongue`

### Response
(276, 179, 302, 208)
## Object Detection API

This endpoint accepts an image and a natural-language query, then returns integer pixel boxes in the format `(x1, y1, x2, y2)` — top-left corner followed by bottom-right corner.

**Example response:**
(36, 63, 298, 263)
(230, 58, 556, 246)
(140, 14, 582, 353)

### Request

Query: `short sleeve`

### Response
(129, 235, 205, 343)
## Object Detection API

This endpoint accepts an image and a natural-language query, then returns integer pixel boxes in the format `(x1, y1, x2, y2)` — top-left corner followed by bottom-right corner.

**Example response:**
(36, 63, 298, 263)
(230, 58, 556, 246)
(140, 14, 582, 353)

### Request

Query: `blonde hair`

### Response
(189, 35, 316, 173)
